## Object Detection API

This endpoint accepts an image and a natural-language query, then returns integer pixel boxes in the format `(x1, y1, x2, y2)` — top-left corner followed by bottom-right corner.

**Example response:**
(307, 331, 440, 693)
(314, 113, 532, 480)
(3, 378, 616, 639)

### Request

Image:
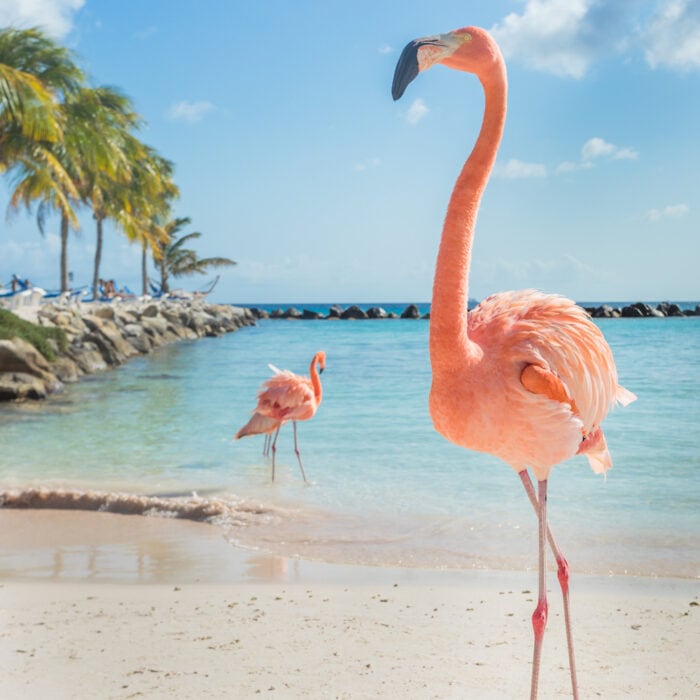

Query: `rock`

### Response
(326, 305, 343, 319)
(141, 303, 161, 318)
(621, 305, 645, 318)
(341, 305, 367, 320)
(283, 307, 302, 319)
(83, 316, 138, 365)
(123, 323, 153, 353)
(0, 337, 64, 400)
(248, 307, 269, 319)
(592, 305, 616, 318)
(302, 309, 323, 320)
(366, 306, 388, 319)
(0, 372, 49, 400)
(66, 342, 109, 374)
(657, 302, 683, 317)
(51, 356, 81, 383)
(91, 305, 116, 320)
(401, 304, 421, 319)
(0, 338, 52, 378)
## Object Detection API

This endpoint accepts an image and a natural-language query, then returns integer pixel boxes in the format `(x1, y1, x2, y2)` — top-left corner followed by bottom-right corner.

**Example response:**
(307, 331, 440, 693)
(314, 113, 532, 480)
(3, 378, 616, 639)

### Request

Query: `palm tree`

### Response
(75, 86, 142, 300)
(0, 27, 83, 158)
(111, 143, 179, 296)
(1, 27, 85, 288)
(154, 217, 236, 294)
(0, 27, 84, 191)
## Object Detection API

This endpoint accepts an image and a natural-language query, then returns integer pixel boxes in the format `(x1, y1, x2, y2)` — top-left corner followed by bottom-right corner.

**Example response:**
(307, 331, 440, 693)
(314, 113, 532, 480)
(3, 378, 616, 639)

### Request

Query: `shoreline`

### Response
(1, 509, 698, 698)
(2, 508, 698, 587)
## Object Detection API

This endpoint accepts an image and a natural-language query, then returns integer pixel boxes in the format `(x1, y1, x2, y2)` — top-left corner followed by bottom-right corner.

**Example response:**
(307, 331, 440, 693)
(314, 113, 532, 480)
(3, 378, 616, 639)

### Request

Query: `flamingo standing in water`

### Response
(392, 26, 635, 699)
(235, 351, 326, 482)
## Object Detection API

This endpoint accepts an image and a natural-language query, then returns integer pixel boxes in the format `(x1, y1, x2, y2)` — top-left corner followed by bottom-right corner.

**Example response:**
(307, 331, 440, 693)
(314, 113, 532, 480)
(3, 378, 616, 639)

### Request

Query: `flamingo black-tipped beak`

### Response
(391, 36, 445, 100)
(392, 40, 422, 100)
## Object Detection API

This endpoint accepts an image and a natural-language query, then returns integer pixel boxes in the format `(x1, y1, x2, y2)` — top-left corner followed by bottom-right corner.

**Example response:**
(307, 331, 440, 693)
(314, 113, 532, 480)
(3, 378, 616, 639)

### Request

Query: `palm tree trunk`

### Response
(92, 215, 104, 301)
(159, 256, 169, 293)
(141, 241, 148, 296)
(60, 214, 69, 292)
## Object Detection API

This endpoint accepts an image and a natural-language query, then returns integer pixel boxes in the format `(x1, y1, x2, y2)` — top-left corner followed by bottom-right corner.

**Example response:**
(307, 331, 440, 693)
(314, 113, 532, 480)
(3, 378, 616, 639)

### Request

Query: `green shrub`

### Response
(0, 308, 67, 361)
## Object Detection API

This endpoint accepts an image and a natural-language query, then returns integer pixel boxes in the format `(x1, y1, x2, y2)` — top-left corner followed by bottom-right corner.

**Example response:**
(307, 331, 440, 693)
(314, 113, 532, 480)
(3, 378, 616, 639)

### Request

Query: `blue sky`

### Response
(1, 0, 699, 303)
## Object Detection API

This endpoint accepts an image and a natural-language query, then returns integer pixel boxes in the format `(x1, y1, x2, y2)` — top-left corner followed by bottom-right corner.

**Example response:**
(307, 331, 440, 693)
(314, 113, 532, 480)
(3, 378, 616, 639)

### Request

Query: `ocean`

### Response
(1, 304, 698, 579)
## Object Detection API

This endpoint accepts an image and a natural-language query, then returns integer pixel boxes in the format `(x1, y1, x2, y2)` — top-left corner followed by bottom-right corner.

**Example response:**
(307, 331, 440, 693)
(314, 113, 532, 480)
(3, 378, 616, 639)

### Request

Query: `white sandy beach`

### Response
(0, 509, 698, 699)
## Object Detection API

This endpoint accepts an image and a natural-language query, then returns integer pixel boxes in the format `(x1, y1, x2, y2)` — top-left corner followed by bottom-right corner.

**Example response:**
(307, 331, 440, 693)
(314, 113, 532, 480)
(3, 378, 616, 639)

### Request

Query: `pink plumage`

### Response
(234, 351, 326, 482)
(429, 289, 634, 481)
(393, 25, 635, 698)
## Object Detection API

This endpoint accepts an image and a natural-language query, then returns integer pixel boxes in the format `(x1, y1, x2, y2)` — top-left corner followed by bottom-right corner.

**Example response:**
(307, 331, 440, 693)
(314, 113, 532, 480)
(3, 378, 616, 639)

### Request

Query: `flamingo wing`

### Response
(256, 372, 316, 421)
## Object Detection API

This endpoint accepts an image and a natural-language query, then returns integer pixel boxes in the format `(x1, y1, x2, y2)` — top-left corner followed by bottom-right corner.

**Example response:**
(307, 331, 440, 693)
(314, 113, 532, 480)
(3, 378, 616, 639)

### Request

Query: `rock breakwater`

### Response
(249, 301, 700, 321)
(0, 300, 255, 402)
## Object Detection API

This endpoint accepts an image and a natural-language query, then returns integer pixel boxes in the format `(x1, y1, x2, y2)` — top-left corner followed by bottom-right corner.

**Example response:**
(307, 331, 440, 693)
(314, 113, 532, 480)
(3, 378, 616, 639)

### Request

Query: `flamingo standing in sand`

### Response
(234, 351, 326, 482)
(392, 26, 635, 699)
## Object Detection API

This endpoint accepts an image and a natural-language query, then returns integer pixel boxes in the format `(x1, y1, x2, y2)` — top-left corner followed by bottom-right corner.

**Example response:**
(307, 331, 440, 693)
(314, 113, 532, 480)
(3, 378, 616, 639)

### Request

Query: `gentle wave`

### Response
(0, 488, 286, 527)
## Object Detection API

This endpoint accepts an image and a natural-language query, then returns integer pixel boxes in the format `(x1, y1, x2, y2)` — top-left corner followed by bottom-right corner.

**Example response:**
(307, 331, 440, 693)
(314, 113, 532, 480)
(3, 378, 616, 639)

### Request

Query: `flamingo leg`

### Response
(263, 432, 271, 457)
(292, 421, 308, 483)
(528, 478, 549, 700)
(270, 425, 281, 482)
(519, 470, 579, 699)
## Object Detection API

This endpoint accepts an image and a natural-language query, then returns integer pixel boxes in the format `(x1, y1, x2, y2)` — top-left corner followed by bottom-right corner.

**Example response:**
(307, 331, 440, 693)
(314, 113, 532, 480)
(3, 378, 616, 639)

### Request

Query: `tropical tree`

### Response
(154, 217, 236, 294)
(0, 27, 83, 164)
(1, 27, 85, 288)
(111, 143, 179, 295)
(1, 27, 84, 195)
(74, 86, 142, 299)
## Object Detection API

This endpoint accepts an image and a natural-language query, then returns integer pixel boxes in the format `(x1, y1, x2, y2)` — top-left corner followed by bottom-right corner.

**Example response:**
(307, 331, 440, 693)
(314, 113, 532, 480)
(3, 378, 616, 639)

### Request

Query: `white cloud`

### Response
(404, 98, 429, 125)
(494, 158, 547, 179)
(491, 0, 606, 78)
(378, 45, 393, 55)
(581, 137, 638, 163)
(645, 0, 700, 71)
(487, 0, 700, 77)
(647, 203, 689, 221)
(166, 100, 215, 124)
(0, 0, 85, 39)
(555, 160, 592, 174)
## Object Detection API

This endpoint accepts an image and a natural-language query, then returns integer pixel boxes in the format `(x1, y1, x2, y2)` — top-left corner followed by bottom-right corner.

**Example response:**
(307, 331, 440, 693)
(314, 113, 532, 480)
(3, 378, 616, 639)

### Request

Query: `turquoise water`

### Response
(1, 311, 698, 578)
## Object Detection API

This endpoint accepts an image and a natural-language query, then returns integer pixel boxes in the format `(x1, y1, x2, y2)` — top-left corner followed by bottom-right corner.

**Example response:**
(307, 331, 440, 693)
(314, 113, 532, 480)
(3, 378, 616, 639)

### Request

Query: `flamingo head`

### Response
(314, 350, 326, 374)
(392, 26, 501, 100)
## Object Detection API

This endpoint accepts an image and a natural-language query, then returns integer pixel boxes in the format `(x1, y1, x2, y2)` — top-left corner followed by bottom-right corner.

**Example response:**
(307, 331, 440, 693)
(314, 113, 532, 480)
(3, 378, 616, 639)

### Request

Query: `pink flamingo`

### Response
(234, 351, 326, 482)
(392, 26, 635, 699)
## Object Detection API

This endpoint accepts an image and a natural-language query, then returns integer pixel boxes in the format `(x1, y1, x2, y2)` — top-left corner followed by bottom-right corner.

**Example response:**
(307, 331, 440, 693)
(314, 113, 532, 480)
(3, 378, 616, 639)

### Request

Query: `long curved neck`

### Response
(430, 60, 507, 371)
(309, 355, 323, 402)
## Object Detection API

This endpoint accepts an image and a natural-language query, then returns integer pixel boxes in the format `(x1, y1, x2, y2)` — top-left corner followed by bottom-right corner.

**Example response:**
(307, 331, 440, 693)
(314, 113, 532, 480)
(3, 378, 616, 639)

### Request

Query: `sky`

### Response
(1, 0, 699, 304)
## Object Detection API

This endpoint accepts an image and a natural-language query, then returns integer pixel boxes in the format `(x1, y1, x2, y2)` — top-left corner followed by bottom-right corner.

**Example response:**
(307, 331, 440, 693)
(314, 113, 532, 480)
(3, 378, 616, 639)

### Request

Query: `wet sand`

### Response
(0, 509, 698, 698)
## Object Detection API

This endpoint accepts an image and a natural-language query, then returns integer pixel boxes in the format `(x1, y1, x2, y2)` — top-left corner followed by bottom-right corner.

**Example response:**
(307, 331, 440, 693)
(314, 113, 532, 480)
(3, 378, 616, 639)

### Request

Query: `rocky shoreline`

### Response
(250, 300, 700, 320)
(0, 300, 255, 402)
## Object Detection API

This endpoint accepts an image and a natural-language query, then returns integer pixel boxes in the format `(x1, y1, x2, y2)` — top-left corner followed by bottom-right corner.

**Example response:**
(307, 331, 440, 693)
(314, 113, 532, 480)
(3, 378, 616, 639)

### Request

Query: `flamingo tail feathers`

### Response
(576, 427, 612, 474)
(616, 385, 637, 407)
(234, 413, 279, 440)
